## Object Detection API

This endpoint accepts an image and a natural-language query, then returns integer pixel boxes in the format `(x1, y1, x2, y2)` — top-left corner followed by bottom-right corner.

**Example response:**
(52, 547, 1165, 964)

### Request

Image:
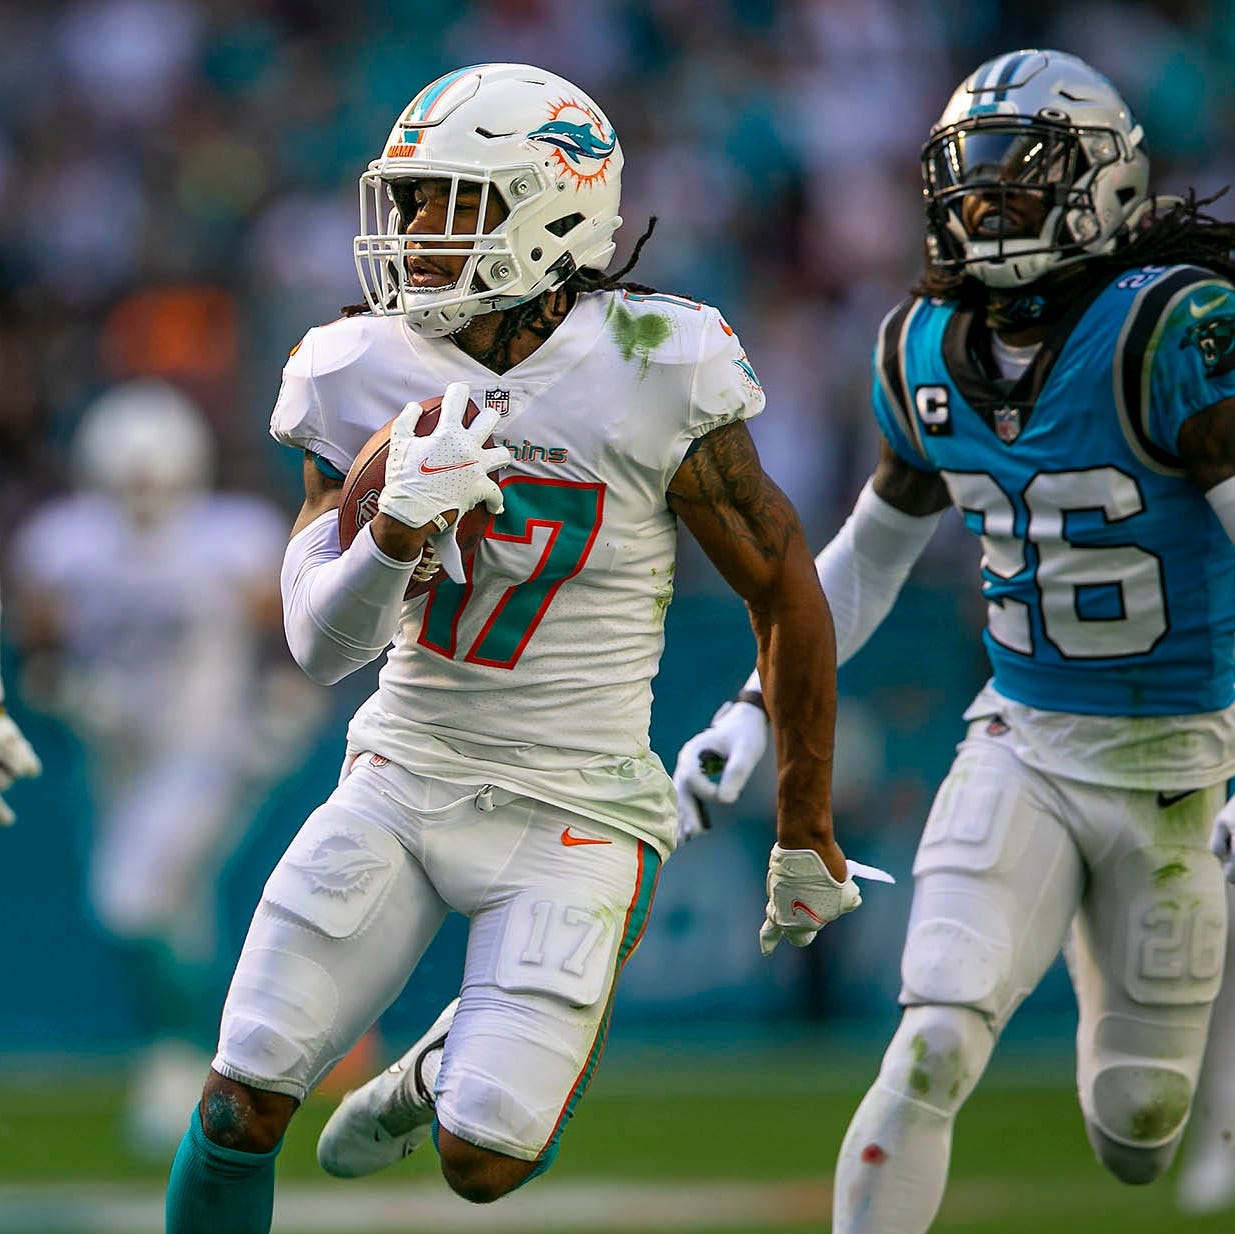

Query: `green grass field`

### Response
(0, 1036, 1230, 1234)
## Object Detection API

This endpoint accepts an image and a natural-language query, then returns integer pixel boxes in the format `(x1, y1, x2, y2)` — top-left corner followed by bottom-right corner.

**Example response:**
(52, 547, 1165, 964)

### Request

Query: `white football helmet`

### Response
(922, 50, 1150, 288)
(355, 63, 624, 337)
(72, 379, 212, 507)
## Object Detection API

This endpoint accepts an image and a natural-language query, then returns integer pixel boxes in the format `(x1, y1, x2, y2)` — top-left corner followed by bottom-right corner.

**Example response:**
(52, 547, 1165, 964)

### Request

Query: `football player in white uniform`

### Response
(0, 585, 42, 825)
(165, 63, 853, 1231)
(675, 50, 1235, 1230)
(11, 379, 305, 1154)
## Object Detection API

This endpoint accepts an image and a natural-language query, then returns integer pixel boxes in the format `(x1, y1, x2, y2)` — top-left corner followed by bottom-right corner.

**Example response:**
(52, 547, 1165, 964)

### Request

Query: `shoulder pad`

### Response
(286, 315, 379, 380)
(1111, 264, 1219, 474)
(874, 296, 933, 458)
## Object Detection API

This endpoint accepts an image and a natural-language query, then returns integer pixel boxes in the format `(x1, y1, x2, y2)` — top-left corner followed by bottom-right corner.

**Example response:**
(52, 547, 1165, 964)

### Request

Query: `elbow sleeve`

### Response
(743, 480, 942, 695)
(281, 513, 418, 685)
(816, 479, 942, 665)
(1206, 475, 1235, 547)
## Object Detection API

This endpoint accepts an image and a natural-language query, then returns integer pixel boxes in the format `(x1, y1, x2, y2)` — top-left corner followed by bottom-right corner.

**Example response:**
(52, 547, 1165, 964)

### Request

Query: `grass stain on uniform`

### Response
(1153, 784, 1213, 841)
(1152, 860, 1188, 886)
(609, 301, 671, 376)
(907, 1033, 967, 1101)
(651, 564, 675, 623)
(909, 1034, 931, 1097)
(1126, 1072, 1190, 1142)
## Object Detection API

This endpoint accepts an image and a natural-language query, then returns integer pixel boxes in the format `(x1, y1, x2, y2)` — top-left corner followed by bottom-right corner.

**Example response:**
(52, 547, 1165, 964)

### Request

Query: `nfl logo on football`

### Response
(357, 487, 381, 528)
(994, 405, 1021, 443)
(485, 388, 511, 417)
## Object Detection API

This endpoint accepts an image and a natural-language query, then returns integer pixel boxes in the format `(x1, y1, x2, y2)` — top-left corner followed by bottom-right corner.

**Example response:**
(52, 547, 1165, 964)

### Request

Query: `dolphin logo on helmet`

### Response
(527, 119, 618, 164)
(355, 64, 624, 338)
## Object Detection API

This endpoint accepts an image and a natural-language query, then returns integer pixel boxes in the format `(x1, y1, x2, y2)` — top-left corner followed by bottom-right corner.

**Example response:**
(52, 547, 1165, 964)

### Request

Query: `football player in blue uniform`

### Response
(675, 50, 1235, 1229)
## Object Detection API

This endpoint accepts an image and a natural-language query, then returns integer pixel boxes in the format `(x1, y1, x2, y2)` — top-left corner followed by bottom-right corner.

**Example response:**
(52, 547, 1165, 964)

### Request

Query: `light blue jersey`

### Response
(872, 264, 1235, 716)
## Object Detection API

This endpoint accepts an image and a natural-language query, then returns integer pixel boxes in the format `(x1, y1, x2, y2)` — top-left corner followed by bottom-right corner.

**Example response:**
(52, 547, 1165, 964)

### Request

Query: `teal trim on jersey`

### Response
(535, 842, 661, 1167)
(879, 266, 1235, 716)
(311, 453, 346, 482)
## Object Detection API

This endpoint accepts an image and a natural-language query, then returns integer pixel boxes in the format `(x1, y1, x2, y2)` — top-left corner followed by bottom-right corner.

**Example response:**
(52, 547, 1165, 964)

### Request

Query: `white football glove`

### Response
(0, 707, 42, 826)
(1210, 797, 1235, 883)
(428, 524, 467, 585)
(759, 843, 861, 956)
(377, 382, 511, 534)
(672, 699, 769, 843)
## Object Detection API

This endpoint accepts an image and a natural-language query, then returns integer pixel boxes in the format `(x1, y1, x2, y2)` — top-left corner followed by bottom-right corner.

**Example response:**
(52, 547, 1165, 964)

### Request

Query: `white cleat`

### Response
(317, 998, 458, 1179)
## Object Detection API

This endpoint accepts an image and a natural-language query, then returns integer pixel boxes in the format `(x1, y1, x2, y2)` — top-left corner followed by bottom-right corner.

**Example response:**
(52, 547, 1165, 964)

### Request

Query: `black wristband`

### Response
(735, 688, 767, 715)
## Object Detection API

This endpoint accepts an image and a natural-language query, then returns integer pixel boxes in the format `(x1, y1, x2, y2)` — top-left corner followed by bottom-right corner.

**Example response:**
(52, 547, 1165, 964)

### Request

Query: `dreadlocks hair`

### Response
(340, 215, 675, 336)
(913, 188, 1235, 305)
(457, 216, 669, 371)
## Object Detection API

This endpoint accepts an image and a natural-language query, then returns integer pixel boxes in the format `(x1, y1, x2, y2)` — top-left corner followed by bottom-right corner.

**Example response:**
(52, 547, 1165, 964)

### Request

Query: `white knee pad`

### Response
(876, 1005, 995, 1117)
(1088, 1062, 1193, 1149)
(1080, 1015, 1201, 1183)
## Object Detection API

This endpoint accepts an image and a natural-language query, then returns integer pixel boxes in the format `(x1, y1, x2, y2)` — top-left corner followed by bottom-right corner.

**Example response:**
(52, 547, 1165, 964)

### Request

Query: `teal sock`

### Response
(165, 1107, 281, 1234)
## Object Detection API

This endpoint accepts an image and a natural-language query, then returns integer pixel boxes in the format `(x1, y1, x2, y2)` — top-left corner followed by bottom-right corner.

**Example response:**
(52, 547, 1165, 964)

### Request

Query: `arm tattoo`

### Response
(668, 421, 797, 561)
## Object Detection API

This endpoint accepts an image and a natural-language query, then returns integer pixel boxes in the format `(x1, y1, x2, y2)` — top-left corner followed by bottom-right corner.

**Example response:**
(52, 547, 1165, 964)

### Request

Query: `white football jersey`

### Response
(12, 492, 287, 750)
(270, 290, 765, 854)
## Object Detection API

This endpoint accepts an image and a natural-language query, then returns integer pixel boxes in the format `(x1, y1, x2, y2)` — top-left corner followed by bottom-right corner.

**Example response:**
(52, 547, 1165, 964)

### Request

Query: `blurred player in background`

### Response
(10, 378, 321, 1156)
(0, 584, 42, 823)
(164, 62, 850, 1233)
(675, 49, 1235, 1228)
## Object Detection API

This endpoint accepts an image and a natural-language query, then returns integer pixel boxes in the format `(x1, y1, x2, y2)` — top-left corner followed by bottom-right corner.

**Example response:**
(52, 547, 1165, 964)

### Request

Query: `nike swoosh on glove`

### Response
(1210, 797, 1235, 883)
(378, 382, 511, 531)
(0, 709, 42, 826)
(759, 842, 861, 956)
(672, 700, 769, 844)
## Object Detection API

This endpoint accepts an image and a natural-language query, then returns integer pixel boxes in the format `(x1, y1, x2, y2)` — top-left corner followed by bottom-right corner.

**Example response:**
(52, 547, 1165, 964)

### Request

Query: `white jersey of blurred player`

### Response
(14, 381, 296, 946)
(10, 380, 317, 1145)
(271, 294, 759, 845)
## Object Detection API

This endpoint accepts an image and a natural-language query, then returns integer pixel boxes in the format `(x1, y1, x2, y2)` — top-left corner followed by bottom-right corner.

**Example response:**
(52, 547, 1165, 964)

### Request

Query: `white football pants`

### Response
(212, 752, 659, 1162)
(834, 722, 1227, 1234)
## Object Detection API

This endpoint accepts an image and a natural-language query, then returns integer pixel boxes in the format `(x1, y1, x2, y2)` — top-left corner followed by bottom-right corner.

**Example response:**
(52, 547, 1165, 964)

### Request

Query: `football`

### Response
(337, 394, 499, 599)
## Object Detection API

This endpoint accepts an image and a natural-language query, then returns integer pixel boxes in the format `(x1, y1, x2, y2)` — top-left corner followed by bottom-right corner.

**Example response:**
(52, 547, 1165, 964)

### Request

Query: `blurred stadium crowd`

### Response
(5, 0, 1235, 543)
(4, 0, 1235, 1080)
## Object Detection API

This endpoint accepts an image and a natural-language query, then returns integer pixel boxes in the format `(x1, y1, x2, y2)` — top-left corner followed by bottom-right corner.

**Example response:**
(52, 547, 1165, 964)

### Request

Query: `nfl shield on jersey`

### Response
(992, 405, 1020, 443)
(271, 291, 764, 855)
(872, 264, 1235, 720)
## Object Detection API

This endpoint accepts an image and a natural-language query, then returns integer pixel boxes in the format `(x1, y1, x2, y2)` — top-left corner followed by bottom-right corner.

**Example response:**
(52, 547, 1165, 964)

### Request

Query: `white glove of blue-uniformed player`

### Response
(1210, 797, 1235, 883)
(759, 843, 862, 956)
(377, 382, 511, 575)
(672, 699, 769, 843)
(0, 704, 41, 826)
